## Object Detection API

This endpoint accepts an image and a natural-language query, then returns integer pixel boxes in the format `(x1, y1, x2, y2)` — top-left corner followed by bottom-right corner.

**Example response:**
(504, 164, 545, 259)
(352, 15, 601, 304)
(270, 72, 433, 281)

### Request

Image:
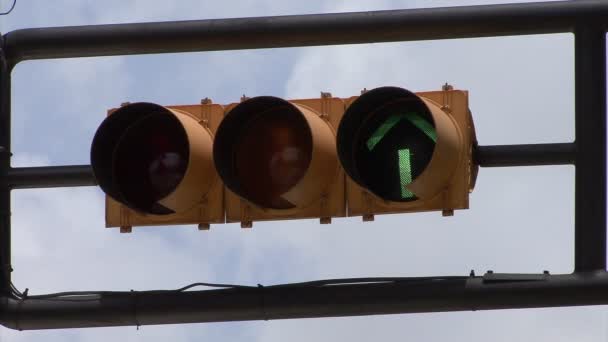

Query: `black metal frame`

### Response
(0, 0, 605, 330)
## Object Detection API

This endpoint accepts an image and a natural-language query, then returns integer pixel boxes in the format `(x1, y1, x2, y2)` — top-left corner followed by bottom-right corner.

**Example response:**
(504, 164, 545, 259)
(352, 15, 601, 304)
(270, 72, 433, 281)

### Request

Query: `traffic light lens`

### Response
(233, 106, 312, 209)
(338, 87, 438, 202)
(356, 107, 436, 202)
(114, 112, 189, 214)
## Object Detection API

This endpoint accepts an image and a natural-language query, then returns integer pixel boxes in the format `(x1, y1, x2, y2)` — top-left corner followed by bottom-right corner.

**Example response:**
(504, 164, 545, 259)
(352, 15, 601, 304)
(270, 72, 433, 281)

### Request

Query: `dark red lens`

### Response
(114, 112, 189, 214)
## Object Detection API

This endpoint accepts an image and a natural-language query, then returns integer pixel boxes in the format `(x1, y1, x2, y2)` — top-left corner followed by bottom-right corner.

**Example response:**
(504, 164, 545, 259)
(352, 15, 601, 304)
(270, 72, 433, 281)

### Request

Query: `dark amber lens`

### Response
(114, 112, 189, 214)
(233, 106, 312, 209)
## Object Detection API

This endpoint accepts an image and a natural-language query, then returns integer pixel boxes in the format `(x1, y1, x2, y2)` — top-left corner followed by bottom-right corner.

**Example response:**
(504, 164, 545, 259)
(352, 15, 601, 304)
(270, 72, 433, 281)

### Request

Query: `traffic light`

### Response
(90, 86, 476, 231)
(337, 86, 476, 219)
(91, 101, 225, 232)
(213, 94, 346, 227)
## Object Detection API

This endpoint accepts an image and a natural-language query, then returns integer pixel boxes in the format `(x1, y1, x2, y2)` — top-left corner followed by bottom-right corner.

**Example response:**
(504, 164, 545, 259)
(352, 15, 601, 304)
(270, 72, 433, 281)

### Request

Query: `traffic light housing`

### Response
(91, 101, 225, 231)
(90, 86, 476, 231)
(214, 94, 346, 227)
(338, 86, 476, 219)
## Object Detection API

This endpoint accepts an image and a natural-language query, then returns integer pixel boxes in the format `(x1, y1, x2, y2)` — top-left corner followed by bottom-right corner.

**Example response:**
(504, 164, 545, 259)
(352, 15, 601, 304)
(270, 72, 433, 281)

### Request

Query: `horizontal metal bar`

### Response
(5, 165, 96, 189)
(4, 0, 608, 66)
(1, 272, 607, 330)
(475, 143, 575, 167)
(5, 143, 574, 190)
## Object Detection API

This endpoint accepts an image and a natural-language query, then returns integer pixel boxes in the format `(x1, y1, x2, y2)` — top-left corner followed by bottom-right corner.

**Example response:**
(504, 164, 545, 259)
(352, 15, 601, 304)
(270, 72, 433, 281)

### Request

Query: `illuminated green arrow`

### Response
(366, 113, 436, 199)
(366, 112, 436, 151)
(398, 149, 415, 199)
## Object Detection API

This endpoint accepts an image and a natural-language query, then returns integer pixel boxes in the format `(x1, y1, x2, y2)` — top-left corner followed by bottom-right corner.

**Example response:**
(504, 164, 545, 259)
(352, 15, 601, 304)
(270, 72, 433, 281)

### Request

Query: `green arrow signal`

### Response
(366, 112, 436, 151)
(366, 113, 436, 199)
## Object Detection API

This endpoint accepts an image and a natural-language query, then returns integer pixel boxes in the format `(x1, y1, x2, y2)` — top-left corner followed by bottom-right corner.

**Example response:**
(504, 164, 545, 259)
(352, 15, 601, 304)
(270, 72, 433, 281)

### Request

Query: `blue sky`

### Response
(1, 0, 606, 341)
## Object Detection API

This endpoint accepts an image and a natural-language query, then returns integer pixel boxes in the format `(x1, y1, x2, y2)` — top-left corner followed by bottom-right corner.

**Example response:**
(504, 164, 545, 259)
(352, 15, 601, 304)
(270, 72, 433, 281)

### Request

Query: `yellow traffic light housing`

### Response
(91, 86, 475, 231)
(337, 86, 476, 218)
(91, 102, 225, 230)
(213, 94, 346, 227)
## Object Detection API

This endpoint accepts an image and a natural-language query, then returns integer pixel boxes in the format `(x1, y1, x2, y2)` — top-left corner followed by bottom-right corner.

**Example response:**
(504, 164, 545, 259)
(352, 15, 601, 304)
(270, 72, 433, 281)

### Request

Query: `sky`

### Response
(0, 0, 606, 341)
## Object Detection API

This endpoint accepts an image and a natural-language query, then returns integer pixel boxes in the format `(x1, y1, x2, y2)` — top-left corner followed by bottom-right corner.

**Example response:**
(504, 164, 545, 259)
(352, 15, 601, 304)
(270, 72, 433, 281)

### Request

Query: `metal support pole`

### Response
(475, 143, 575, 167)
(3, 0, 608, 66)
(0, 143, 578, 191)
(5, 165, 95, 189)
(1, 272, 608, 331)
(0, 35, 12, 295)
(574, 26, 606, 272)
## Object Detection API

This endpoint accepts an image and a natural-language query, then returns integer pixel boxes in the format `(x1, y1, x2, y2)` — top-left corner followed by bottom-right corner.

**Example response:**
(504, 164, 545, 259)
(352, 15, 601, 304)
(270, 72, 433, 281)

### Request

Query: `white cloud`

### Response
(10, 152, 51, 167)
(285, 34, 574, 144)
(11, 56, 131, 166)
(255, 307, 607, 342)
